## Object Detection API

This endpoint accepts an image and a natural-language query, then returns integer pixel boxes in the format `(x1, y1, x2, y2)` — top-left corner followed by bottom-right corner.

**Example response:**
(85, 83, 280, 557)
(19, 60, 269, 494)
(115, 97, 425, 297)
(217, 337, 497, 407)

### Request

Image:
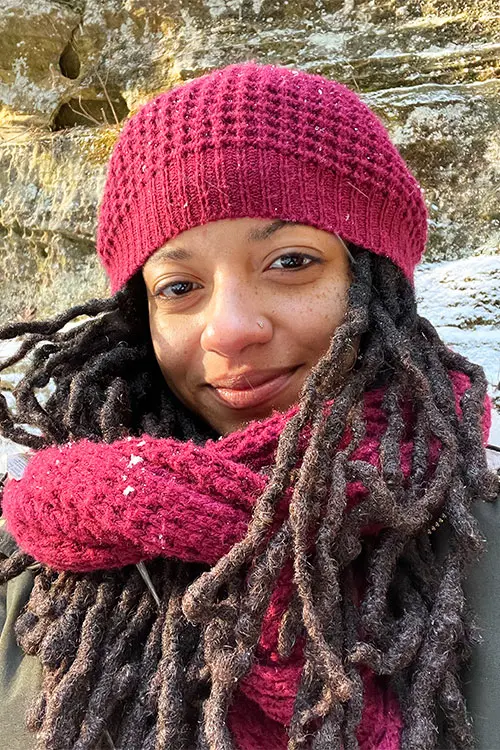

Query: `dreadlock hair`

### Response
(0, 247, 497, 750)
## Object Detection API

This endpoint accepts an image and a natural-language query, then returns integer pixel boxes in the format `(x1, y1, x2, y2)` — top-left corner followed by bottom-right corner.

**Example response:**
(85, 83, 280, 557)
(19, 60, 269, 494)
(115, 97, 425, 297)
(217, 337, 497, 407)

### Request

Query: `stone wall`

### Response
(0, 0, 499, 322)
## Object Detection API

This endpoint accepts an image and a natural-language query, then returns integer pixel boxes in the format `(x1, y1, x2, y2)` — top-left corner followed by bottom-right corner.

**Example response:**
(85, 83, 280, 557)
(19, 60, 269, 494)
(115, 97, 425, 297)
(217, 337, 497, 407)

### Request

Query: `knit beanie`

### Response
(97, 61, 428, 293)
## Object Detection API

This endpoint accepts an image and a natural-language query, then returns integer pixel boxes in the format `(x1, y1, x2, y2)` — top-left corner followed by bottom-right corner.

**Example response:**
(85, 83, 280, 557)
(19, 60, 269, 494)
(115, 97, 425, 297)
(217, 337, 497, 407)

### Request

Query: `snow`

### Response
(128, 454, 144, 467)
(415, 255, 500, 443)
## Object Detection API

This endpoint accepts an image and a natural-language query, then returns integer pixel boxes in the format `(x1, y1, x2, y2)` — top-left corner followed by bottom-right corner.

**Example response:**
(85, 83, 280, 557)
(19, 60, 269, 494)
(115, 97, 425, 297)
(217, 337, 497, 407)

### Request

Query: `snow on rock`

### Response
(415, 254, 500, 444)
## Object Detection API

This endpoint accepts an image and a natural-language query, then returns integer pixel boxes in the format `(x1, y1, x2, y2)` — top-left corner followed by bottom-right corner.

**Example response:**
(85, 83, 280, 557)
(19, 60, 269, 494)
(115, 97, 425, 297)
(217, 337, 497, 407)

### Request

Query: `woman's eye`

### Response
(269, 253, 319, 270)
(155, 281, 200, 299)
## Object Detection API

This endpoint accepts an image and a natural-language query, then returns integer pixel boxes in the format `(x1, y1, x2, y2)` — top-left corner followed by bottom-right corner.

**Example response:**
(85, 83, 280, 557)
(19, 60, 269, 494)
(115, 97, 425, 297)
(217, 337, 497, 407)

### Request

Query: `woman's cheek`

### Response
(150, 315, 191, 374)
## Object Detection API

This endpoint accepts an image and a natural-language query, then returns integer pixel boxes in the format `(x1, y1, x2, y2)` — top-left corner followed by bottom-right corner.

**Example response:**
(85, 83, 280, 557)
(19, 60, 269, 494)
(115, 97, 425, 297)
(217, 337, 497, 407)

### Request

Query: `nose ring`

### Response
(257, 320, 264, 329)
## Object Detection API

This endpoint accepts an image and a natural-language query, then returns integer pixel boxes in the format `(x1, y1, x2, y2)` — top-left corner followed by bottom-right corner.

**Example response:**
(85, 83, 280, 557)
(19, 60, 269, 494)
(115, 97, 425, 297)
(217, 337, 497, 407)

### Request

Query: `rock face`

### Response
(0, 0, 499, 321)
(414, 254, 500, 423)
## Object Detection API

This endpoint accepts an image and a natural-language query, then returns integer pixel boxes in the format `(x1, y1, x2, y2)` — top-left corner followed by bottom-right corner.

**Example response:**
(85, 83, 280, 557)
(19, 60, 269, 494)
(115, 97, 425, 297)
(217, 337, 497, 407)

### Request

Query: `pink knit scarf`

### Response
(3, 371, 490, 749)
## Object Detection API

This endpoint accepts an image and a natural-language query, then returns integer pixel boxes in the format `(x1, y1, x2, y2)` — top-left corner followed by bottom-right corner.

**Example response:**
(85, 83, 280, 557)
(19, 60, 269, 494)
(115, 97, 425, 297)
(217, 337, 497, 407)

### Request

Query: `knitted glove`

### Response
(1, 421, 290, 571)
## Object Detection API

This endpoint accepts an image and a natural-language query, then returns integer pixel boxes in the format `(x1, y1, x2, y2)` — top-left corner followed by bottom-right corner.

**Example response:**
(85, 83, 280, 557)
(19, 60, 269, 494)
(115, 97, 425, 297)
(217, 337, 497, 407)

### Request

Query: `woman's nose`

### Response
(200, 286, 271, 358)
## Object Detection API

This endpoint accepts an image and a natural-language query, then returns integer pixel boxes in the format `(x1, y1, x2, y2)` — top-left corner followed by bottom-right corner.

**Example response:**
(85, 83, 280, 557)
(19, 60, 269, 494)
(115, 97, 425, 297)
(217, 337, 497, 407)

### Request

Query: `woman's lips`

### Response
(208, 368, 299, 410)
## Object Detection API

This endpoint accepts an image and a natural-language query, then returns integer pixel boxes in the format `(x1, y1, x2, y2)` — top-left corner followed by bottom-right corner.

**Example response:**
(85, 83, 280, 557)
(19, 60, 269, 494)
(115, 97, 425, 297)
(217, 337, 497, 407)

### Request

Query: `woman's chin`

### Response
(188, 366, 308, 435)
(205, 393, 300, 435)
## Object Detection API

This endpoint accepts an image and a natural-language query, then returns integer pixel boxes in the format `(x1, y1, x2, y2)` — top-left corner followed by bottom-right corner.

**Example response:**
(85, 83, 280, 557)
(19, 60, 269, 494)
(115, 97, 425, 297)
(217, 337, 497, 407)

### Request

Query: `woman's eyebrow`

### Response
(246, 219, 293, 242)
(148, 220, 294, 267)
(147, 247, 193, 265)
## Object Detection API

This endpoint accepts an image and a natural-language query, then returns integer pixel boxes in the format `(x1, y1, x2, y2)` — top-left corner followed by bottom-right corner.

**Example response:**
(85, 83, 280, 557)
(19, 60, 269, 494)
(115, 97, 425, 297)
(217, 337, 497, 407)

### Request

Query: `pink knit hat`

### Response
(97, 61, 428, 293)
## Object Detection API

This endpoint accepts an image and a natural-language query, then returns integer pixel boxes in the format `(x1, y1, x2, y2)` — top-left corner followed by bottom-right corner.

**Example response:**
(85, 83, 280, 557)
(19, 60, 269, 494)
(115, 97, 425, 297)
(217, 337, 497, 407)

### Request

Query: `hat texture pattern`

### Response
(97, 62, 428, 292)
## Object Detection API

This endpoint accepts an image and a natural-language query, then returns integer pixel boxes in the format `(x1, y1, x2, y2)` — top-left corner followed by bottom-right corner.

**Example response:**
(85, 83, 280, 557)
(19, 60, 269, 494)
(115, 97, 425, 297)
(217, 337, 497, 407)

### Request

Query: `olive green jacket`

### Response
(0, 520, 42, 750)
(1, 498, 500, 750)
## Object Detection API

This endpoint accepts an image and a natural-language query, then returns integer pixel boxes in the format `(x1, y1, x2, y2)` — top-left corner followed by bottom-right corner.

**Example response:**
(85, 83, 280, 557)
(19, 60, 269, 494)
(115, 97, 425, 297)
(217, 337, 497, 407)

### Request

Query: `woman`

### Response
(0, 61, 498, 750)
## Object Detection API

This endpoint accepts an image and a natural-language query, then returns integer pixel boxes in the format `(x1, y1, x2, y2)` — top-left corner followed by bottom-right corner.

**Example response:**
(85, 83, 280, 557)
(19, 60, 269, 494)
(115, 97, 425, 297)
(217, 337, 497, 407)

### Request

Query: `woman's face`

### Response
(142, 217, 353, 435)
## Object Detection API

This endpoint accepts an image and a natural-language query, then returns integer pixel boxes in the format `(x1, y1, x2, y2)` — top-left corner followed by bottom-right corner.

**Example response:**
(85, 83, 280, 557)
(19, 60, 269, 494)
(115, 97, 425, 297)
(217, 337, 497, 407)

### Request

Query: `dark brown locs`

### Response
(0, 250, 498, 750)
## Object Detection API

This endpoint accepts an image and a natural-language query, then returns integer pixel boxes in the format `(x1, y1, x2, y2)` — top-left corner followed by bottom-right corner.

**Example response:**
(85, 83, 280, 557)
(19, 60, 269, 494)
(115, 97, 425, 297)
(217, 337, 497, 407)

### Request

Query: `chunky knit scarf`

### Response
(2, 372, 490, 750)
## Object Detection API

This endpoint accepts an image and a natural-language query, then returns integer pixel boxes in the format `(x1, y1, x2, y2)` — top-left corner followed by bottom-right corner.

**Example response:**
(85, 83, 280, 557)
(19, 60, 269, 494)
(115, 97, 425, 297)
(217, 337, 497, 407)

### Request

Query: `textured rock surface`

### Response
(0, 0, 499, 322)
